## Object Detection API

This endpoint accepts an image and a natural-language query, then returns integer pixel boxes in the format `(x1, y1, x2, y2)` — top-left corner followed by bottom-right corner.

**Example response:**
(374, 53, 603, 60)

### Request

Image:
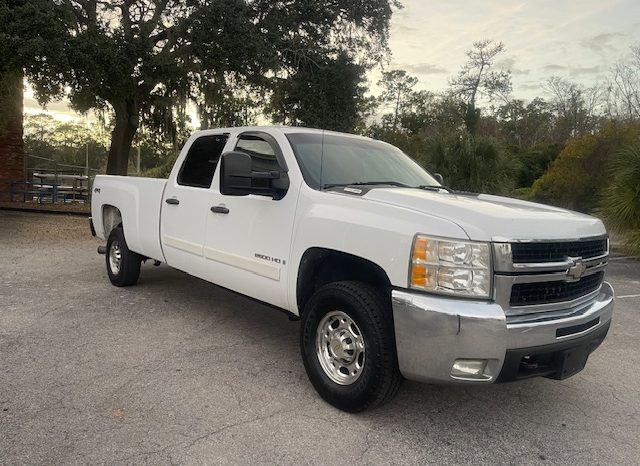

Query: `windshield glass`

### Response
(286, 132, 440, 190)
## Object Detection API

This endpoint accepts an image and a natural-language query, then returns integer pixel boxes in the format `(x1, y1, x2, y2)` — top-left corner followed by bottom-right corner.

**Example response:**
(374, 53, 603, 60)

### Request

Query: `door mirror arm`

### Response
(251, 170, 281, 179)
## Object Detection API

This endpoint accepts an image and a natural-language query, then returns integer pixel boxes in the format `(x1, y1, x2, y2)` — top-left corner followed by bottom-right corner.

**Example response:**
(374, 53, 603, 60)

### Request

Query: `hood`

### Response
(363, 188, 606, 242)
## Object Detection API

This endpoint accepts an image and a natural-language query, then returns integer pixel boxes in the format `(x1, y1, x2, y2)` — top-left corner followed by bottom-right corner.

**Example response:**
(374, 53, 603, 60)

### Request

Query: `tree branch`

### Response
(149, 25, 174, 45)
(145, 0, 170, 36)
(120, 0, 133, 39)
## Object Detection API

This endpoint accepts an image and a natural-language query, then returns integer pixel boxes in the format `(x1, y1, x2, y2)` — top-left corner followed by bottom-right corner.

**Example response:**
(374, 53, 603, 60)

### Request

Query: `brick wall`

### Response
(0, 71, 25, 201)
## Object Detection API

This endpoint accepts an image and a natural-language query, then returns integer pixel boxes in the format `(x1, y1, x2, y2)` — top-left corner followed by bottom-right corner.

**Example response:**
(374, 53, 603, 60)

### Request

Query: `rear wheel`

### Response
(300, 281, 401, 412)
(106, 227, 141, 287)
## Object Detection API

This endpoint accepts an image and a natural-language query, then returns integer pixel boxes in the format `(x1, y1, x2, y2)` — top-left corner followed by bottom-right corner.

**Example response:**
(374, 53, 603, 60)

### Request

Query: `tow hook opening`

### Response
(521, 355, 541, 370)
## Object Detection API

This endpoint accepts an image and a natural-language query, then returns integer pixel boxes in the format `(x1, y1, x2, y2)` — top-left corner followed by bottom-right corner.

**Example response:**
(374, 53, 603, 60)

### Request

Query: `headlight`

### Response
(410, 235, 492, 298)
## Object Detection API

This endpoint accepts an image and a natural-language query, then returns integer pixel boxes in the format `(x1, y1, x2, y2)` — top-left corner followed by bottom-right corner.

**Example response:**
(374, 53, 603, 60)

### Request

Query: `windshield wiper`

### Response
(323, 181, 411, 189)
(415, 184, 454, 193)
(322, 181, 454, 193)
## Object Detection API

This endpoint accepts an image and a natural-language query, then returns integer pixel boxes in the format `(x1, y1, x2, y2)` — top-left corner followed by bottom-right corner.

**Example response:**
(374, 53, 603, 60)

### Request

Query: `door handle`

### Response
(210, 205, 229, 214)
(165, 198, 180, 205)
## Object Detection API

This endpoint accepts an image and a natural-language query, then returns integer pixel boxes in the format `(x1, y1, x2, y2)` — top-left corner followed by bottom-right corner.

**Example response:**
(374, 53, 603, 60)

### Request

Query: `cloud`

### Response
(393, 6, 411, 21)
(569, 65, 602, 76)
(518, 82, 544, 91)
(543, 64, 567, 71)
(540, 64, 603, 76)
(497, 58, 515, 68)
(580, 32, 625, 52)
(496, 57, 530, 75)
(401, 63, 449, 75)
(391, 22, 418, 34)
(24, 96, 74, 114)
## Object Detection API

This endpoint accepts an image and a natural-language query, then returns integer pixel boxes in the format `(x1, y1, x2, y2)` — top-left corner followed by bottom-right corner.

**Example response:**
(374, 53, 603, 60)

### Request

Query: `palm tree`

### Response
(426, 133, 518, 195)
(601, 142, 640, 255)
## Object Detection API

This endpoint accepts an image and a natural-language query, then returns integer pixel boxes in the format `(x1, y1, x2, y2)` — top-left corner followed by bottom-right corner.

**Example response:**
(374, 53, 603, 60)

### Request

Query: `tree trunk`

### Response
(0, 69, 25, 201)
(106, 100, 139, 175)
(393, 90, 400, 131)
(464, 103, 480, 136)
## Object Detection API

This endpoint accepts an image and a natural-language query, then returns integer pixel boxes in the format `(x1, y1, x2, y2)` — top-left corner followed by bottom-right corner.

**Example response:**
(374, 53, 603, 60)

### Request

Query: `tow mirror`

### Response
(433, 173, 444, 185)
(220, 151, 289, 199)
(221, 151, 252, 193)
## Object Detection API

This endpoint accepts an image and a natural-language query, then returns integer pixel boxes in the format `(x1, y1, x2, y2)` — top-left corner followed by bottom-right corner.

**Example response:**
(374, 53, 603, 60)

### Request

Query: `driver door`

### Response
(202, 131, 298, 309)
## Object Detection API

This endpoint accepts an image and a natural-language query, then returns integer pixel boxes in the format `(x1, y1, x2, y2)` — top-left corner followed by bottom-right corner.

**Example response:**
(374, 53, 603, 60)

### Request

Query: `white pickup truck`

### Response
(90, 126, 614, 412)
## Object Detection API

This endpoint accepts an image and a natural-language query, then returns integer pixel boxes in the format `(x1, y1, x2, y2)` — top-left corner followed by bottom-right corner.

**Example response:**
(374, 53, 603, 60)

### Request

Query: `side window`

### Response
(178, 134, 228, 188)
(234, 135, 279, 173)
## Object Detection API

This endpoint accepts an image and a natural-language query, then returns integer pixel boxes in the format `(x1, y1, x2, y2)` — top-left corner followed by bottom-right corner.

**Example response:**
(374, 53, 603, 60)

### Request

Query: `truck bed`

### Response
(91, 175, 167, 262)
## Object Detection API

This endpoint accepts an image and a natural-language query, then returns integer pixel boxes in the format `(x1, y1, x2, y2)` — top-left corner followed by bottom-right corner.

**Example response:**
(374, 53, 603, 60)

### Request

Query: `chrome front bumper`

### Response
(392, 282, 614, 384)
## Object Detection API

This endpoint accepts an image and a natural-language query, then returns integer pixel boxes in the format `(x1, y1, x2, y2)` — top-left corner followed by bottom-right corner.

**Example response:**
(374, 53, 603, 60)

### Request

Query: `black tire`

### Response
(106, 226, 142, 287)
(300, 281, 402, 412)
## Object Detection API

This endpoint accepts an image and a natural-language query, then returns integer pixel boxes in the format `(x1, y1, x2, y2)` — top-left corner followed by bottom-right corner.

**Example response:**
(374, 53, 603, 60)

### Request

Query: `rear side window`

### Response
(178, 135, 228, 188)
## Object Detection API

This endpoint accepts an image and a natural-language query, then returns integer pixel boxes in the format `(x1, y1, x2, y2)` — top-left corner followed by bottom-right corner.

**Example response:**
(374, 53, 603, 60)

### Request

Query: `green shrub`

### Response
(530, 122, 640, 212)
(514, 143, 561, 188)
(512, 187, 533, 200)
(424, 133, 519, 195)
(600, 142, 640, 256)
(142, 153, 177, 179)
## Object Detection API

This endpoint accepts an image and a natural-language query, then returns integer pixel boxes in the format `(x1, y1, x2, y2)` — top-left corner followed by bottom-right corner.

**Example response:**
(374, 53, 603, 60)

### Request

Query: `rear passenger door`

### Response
(161, 133, 229, 275)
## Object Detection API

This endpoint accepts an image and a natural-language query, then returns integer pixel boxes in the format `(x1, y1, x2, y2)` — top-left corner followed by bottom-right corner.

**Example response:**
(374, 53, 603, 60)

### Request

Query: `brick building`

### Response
(0, 71, 25, 201)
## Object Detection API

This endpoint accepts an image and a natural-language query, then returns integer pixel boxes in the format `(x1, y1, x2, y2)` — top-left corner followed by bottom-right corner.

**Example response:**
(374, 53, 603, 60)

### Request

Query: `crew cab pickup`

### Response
(90, 126, 614, 412)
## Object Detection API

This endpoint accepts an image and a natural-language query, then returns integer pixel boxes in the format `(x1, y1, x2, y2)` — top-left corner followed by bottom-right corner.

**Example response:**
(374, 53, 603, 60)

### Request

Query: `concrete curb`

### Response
(0, 205, 90, 217)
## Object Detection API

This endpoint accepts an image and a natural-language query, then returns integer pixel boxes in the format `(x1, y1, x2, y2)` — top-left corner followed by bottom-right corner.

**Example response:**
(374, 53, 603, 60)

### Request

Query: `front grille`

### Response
(511, 238, 607, 263)
(510, 272, 604, 307)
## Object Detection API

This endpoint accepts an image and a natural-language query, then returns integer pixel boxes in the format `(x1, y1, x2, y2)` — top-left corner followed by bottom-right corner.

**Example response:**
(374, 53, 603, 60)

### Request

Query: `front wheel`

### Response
(300, 281, 402, 412)
(106, 227, 142, 287)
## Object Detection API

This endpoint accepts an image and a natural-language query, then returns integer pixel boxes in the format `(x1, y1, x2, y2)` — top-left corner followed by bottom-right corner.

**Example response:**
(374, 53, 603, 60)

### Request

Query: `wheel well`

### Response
(296, 248, 392, 313)
(102, 205, 122, 238)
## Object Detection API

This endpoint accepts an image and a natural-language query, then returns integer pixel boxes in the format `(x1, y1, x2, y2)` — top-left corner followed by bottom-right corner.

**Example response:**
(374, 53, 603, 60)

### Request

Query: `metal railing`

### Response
(0, 154, 101, 205)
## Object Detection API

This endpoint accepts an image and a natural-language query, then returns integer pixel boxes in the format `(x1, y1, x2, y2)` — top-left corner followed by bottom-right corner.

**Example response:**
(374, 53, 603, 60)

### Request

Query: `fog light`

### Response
(451, 359, 488, 379)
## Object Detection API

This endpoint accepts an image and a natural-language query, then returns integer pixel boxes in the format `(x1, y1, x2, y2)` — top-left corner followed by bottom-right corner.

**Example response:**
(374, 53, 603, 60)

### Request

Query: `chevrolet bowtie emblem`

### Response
(567, 257, 586, 280)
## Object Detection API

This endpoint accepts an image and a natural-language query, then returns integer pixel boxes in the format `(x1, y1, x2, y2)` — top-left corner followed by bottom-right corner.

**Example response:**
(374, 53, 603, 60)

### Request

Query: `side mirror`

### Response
(221, 151, 252, 196)
(220, 151, 289, 199)
(433, 173, 444, 185)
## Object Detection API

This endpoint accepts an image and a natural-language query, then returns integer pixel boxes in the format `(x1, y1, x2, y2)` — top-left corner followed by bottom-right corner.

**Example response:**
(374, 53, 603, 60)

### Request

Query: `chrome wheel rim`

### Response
(109, 240, 122, 275)
(316, 310, 365, 385)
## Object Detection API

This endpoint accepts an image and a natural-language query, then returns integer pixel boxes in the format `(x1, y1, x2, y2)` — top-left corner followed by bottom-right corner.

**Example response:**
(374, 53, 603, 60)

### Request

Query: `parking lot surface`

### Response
(1, 210, 639, 465)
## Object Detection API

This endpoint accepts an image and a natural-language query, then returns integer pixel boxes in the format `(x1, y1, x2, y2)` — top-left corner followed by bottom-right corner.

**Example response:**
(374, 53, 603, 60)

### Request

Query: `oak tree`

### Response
(4, 0, 400, 174)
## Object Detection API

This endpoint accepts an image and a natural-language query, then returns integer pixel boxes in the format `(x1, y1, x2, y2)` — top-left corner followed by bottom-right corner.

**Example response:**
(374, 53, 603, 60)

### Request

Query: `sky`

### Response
(382, 0, 640, 98)
(24, 0, 640, 122)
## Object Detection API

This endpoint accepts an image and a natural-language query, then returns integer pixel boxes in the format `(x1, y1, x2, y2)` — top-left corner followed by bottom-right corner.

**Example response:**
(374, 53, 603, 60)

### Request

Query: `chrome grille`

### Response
(510, 272, 604, 306)
(493, 236, 608, 321)
(511, 238, 607, 263)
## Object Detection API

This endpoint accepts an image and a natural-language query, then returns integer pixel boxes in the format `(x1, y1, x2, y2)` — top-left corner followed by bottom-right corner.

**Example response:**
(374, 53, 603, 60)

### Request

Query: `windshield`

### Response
(285, 132, 440, 190)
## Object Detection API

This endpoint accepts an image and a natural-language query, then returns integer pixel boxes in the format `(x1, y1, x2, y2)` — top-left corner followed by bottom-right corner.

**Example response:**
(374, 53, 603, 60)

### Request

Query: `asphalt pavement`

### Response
(1, 210, 639, 465)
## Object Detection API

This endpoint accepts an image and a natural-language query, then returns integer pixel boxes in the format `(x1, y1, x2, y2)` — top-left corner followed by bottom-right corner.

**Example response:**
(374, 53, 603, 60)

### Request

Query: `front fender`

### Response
(288, 187, 468, 313)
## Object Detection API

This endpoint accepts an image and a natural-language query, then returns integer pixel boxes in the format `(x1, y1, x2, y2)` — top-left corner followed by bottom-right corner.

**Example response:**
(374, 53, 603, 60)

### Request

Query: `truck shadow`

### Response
(141, 263, 582, 397)
(136, 263, 612, 460)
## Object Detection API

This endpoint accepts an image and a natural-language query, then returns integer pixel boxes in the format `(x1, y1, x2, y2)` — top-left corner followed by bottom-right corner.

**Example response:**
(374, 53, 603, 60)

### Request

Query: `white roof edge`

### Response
(190, 125, 374, 141)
